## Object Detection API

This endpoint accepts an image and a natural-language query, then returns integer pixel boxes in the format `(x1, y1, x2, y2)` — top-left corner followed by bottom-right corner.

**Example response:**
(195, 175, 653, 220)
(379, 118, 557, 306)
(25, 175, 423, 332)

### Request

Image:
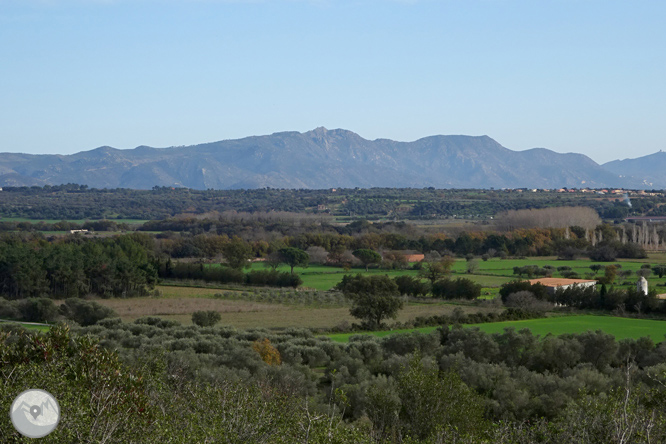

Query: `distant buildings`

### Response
(528, 278, 597, 294)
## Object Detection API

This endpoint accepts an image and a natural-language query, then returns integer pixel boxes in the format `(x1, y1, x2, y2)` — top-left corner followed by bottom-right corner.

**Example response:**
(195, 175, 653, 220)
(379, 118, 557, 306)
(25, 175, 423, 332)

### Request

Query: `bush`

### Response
(431, 278, 481, 300)
(192, 310, 222, 327)
(59, 298, 117, 326)
(16, 298, 59, 323)
(245, 270, 302, 288)
(589, 245, 617, 262)
(394, 275, 430, 297)
(0, 297, 19, 319)
(505, 291, 552, 313)
(499, 281, 549, 303)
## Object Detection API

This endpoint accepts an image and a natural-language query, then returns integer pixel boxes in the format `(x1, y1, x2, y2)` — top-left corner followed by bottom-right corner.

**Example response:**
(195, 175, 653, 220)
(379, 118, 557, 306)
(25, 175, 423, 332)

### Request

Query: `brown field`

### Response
(155, 285, 234, 298)
(93, 290, 501, 329)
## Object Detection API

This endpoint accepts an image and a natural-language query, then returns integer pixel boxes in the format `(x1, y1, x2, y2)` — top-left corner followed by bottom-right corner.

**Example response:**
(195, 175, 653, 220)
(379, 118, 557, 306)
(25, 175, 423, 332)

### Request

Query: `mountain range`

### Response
(0, 128, 660, 189)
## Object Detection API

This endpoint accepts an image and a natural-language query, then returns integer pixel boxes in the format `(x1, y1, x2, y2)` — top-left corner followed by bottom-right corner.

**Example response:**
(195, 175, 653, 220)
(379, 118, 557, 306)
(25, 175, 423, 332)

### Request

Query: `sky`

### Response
(0, 0, 664, 164)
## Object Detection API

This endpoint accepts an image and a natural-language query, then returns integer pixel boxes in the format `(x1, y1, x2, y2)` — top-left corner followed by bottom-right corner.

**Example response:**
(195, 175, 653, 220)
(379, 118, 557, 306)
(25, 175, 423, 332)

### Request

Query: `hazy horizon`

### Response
(2, 0, 665, 163)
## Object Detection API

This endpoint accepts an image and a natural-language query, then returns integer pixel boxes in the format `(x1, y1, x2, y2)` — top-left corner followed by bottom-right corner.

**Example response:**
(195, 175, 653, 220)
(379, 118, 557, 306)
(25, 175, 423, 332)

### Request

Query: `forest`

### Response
(0, 184, 664, 220)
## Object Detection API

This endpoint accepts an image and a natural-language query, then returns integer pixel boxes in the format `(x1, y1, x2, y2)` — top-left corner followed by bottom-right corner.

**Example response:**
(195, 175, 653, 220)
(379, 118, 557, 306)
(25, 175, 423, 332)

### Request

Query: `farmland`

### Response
(327, 315, 666, 343)
(215, 254, 666, 293)
(94, 285, 500, 329)
(106, 253, 666, 332)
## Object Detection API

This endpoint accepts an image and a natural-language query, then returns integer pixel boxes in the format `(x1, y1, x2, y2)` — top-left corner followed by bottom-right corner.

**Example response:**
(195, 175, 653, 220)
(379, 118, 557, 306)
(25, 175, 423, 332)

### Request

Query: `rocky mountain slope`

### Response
(0, 128, 646, 189)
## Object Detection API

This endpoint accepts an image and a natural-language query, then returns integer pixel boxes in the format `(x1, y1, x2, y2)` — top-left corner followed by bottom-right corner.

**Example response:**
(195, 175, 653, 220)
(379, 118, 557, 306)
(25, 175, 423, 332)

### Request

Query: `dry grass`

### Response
(95, 297, 285, 319)
(94, 292, 501, 329)
(155, 285, 234, 299)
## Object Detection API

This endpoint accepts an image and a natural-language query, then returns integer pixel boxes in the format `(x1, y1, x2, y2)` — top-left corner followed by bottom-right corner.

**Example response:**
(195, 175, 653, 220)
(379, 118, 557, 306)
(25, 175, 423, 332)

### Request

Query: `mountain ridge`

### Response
(0, 128, 656, 189)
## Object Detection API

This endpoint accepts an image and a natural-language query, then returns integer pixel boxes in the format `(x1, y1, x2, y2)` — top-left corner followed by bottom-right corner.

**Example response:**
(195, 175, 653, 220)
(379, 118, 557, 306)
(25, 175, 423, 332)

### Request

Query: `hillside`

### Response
(603, 151, 666, 189)
(0, 128, 640, 189)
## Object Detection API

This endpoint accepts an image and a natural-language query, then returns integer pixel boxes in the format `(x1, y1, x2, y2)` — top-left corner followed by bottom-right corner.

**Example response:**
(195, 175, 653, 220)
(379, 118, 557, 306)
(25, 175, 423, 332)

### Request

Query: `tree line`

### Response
(0, 233, 157, 300)
(2, 185, 666, 220)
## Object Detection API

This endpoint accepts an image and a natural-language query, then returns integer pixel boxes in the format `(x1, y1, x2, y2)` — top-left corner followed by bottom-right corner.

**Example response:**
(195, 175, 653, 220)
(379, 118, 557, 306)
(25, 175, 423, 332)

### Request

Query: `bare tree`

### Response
(497, 206, 601, 231)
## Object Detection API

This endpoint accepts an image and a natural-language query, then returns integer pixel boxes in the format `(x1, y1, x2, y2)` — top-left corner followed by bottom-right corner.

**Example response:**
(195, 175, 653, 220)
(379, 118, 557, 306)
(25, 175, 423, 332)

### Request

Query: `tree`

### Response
(395, 353, 487, 440)
(336, 274, 402, 329)
(589, 264, 604, 274)
(431, 278, 482, 300)
(394, 275, 430, 297)
(499, 280, 549, 303)
(17, 298, 59, 323)
(600, 264, 617, 284)
(352, 249, 382, 272)
(278, 247, 309, 275)
(466, 259, 479, 274)
(192, 310, 221, 327)
(653, 264, 666, 278)
(263, 251, 283, 271)
(222, 237, 253, 270)
(252, 338, 282, 366)
(59, 298, 117, 326)
(636, 267, 652, 279)
(418, 256, 455, 284)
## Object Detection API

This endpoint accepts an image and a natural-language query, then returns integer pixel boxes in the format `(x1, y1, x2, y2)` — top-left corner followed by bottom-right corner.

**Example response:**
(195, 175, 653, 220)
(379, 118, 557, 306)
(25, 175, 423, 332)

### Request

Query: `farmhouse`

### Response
(382, 250, 425, 263)
(401, 250, 425, 262)
(528, 278, 597, 294)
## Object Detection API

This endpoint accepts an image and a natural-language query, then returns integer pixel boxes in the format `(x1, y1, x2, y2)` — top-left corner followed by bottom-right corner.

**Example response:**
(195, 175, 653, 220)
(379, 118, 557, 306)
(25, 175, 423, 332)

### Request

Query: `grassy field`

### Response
(229, 255, 666, 293)
(327, 315, 666, 343)
(91, 253, 666, 332)
(94, 286, 500, 329)
(0, 321, 51, 332)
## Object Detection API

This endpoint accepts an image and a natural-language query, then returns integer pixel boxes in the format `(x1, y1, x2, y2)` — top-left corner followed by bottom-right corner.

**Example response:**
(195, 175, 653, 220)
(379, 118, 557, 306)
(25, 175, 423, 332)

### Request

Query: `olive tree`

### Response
(336, 274, 403, 329)
(352, 249, 382, 272)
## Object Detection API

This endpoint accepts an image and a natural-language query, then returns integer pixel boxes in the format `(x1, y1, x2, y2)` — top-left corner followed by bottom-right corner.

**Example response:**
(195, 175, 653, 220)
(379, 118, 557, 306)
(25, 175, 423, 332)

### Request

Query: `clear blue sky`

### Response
(1, 0, 664, 163)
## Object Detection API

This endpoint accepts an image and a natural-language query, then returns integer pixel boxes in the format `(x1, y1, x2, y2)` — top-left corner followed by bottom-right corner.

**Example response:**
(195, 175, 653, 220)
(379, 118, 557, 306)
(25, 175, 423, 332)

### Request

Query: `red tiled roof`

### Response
(528, 278, 597, 288)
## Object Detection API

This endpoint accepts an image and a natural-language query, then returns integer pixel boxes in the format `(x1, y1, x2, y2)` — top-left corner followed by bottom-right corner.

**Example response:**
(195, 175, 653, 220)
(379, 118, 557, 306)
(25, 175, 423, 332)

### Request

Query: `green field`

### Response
(327, 315, 666, 343)
(234, 256, 666, 292)
(0, 321, 50, 332)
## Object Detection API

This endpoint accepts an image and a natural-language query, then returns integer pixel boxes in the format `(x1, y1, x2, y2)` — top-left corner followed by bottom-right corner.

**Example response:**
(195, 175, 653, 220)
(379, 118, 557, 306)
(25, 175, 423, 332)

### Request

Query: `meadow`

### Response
(0, 321, 50, 332)
(143, 253, 666, 331)
(228, 254, 666, 294)
(326, 315, 666, 343)
(94, 285, 501, 329)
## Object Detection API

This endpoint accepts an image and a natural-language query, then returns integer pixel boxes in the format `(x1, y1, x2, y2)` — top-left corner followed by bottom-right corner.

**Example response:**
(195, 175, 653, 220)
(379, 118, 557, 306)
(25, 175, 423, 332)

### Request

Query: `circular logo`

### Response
(9, 389, 60, 438)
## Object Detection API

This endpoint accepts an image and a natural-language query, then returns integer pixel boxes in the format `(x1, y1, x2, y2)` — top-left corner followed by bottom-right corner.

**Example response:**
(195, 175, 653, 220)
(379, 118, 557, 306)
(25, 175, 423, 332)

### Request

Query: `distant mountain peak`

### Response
(0, 129, 650, 189)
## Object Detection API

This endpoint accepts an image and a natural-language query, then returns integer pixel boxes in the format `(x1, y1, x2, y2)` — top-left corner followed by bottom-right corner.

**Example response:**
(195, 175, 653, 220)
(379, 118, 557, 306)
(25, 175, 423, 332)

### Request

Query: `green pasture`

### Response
(203, 255, 666, 292)
(456, 257, 650, 277)
(327, 315, 666, 343)
(235, 263, 513, 291)
(0, 321, 50, 332)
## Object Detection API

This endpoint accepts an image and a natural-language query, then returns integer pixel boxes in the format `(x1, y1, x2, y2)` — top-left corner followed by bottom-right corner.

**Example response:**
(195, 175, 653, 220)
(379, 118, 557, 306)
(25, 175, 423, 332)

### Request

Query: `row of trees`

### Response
(6, 185, 666, 220)
(157, 261, 303, 288)
(148, 223, 651, 264)
(499, 280, 666, 315)
(336, 274, 482, 329)
(0, 234, 157, 299)
(0, 297, 116, 325)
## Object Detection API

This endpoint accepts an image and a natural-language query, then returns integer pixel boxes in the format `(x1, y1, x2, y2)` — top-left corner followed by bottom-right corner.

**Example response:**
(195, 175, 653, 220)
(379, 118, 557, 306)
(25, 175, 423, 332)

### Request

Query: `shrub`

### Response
(16, 298, 59, 323)
(394, 275, 430, 297)
(499, 281, 549, 303)
(505, 291, 552, 313)
(431, 278, 481, 300)
(192, 310, 222, 327)
(59, 298, 117, 326)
